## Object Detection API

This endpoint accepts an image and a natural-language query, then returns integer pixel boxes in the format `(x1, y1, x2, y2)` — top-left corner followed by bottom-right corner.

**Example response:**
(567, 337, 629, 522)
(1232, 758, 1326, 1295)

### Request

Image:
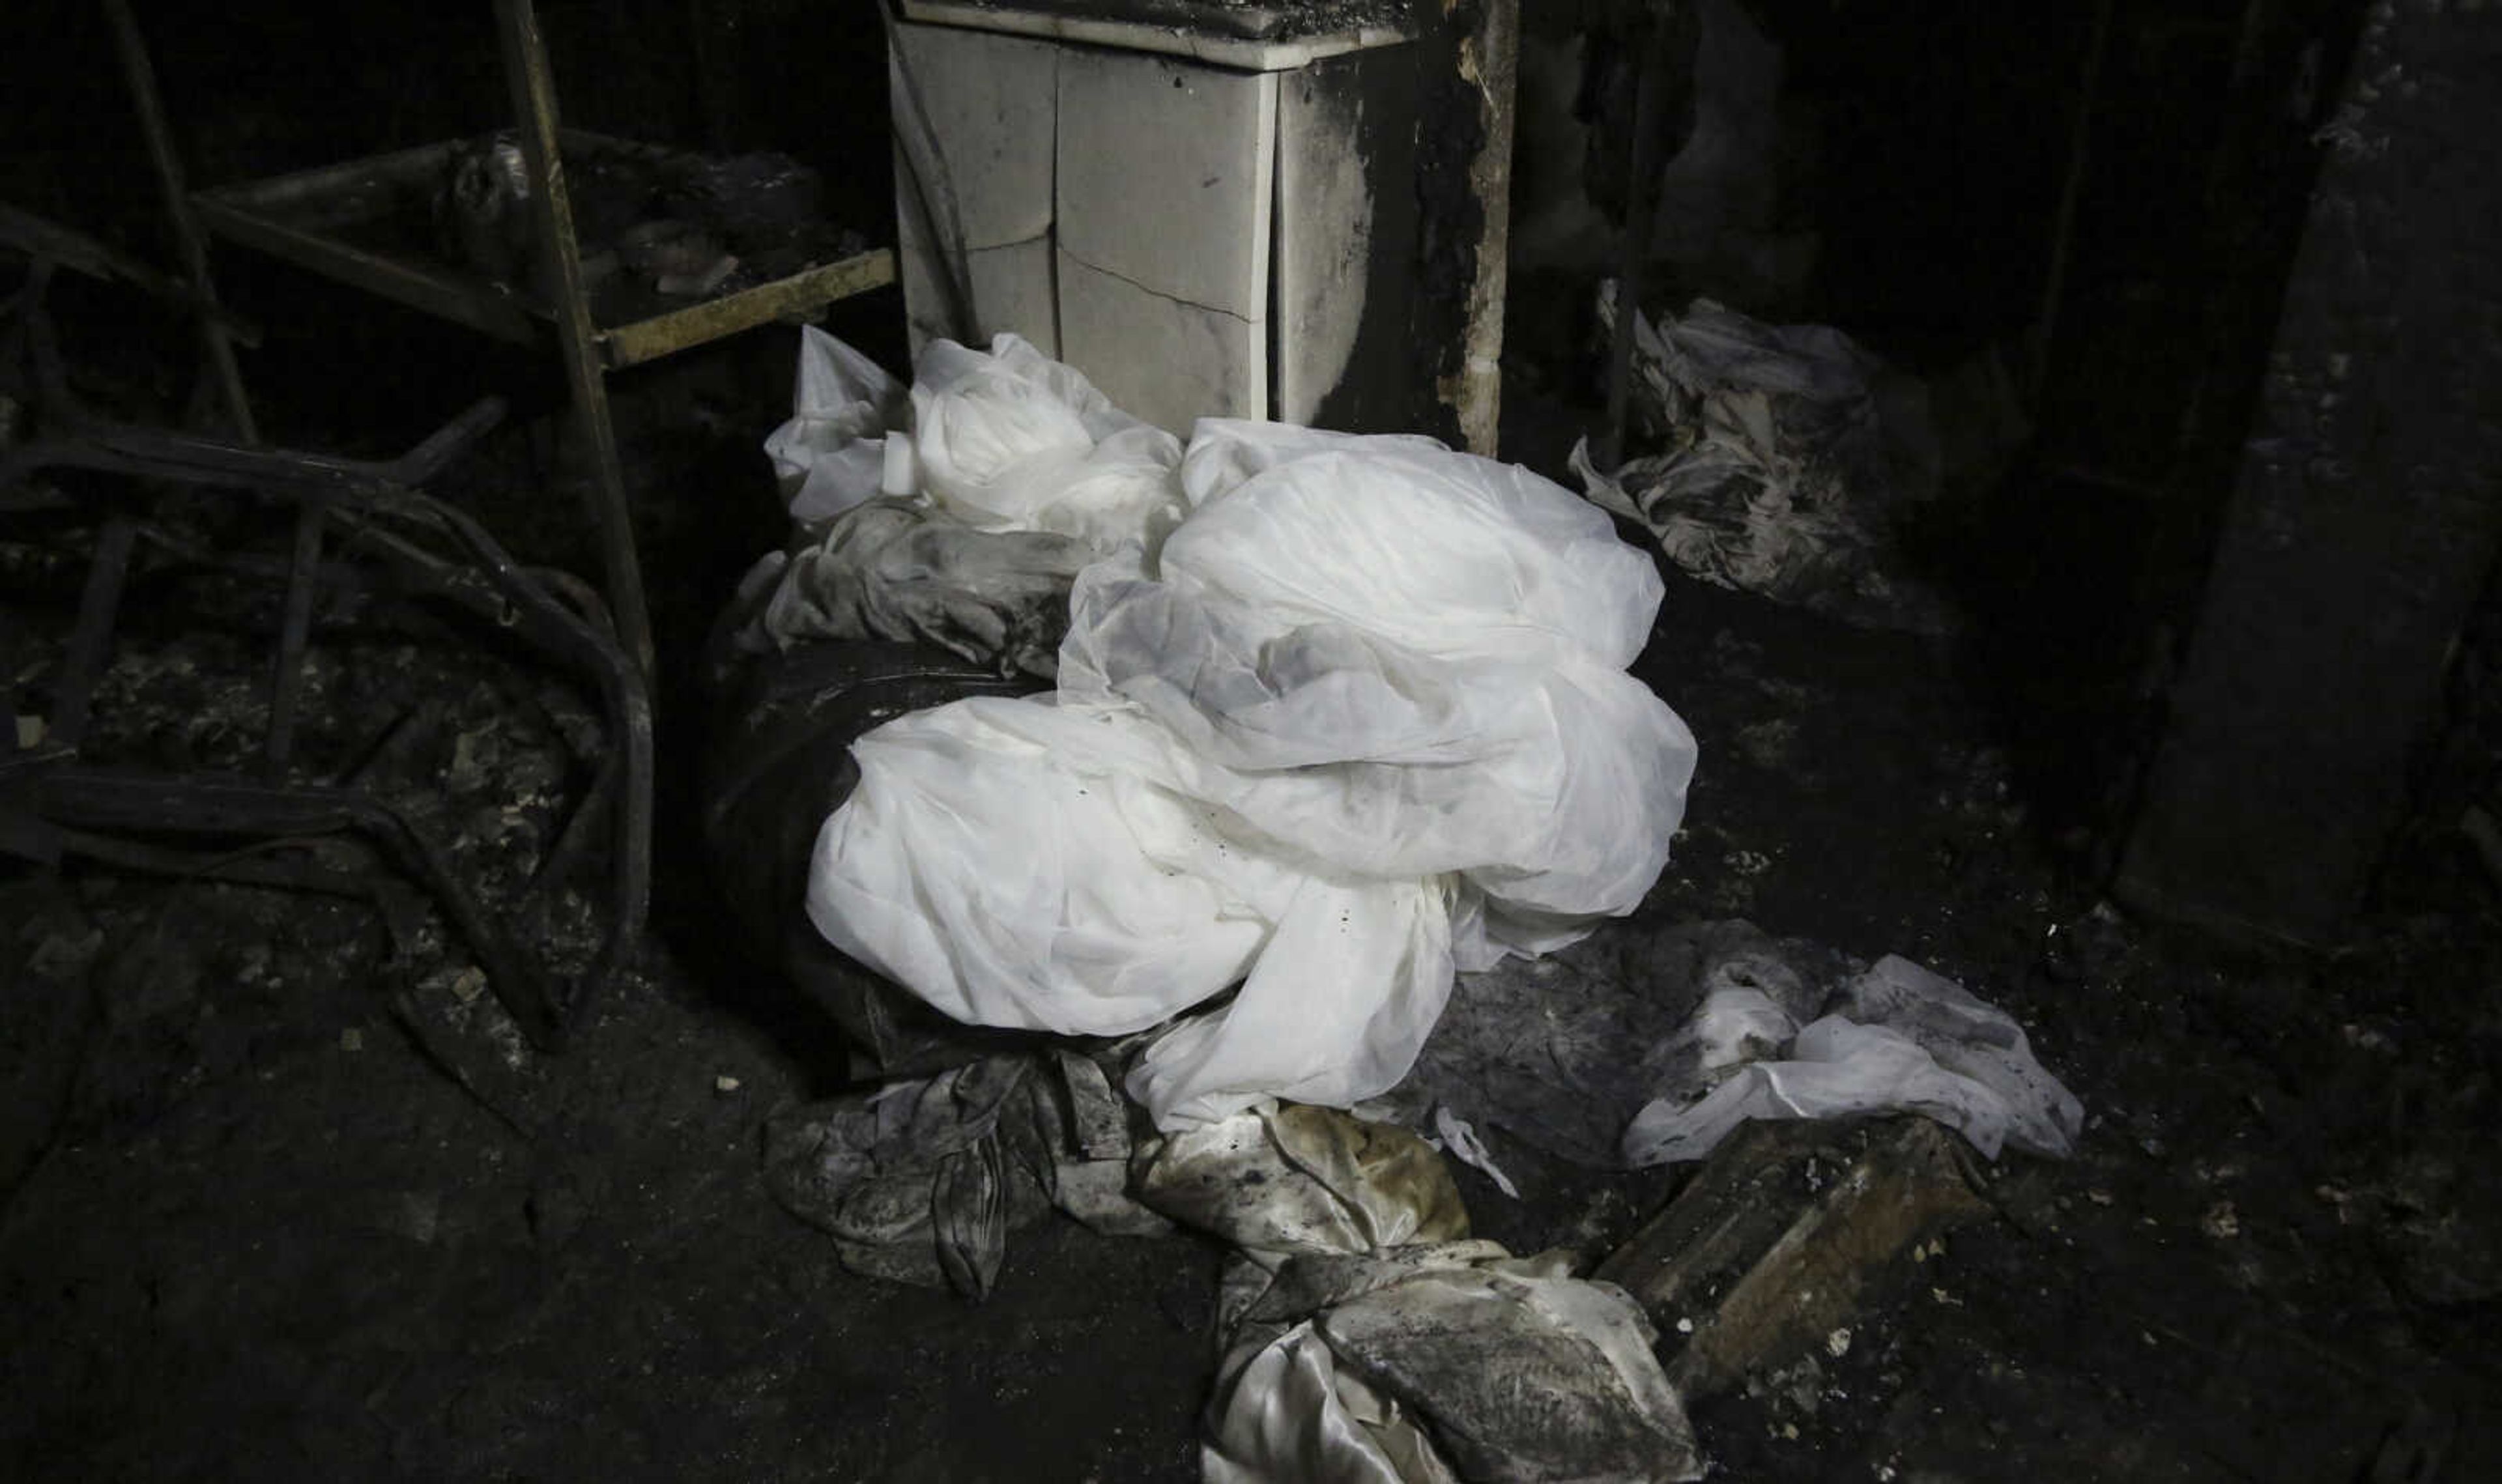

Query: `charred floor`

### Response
(7, 2, 2502, 1481)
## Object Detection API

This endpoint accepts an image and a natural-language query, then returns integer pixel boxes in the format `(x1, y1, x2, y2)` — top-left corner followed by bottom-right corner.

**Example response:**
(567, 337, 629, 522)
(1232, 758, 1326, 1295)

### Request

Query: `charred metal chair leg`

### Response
(48, 514, 137, 754)
(263, 497, 327, 776)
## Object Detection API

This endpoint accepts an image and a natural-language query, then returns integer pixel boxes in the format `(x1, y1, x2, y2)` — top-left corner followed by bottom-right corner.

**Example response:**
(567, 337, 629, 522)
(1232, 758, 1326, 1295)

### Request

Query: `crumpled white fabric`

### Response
(907, 335, 1187, 550)
(764, 324, 908, 522)
(1838, 953, 2084, 1157)
(745, 331, 1190, 659)
(807, 407, 1697, 1130)
(1619, 954, 2083, 1165)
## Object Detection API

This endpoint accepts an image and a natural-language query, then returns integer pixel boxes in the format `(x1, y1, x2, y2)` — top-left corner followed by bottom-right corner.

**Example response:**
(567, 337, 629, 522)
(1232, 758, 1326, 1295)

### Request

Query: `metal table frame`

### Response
(108, 0, 899, 681)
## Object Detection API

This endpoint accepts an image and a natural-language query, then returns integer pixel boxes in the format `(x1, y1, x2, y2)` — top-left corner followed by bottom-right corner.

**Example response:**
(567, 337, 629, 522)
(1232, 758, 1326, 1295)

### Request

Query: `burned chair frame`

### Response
(1, 220, 650, 1051)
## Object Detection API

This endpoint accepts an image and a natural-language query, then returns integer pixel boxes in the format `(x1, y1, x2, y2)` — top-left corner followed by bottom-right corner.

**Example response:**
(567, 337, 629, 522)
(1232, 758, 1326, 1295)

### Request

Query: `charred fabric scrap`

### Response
(1575, 285, 2028, 638)
(717, 328, 2081, 1481)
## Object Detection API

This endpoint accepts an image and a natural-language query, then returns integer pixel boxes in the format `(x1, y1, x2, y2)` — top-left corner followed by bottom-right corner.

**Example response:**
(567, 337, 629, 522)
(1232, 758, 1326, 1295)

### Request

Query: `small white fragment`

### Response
(1826, 1326, 1853, 1358)
(1675, 1316, 1695, 1334)
(14, 714, 42, 749)
(1431, 1105, 1520, 1199)
(715, 1074, 743, 1094)
(449, 966, 488, 1005)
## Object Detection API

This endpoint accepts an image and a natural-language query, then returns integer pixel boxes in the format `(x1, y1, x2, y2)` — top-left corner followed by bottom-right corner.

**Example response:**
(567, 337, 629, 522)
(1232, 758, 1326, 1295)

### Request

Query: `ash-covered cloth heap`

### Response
(760, 329, 1698, 1131)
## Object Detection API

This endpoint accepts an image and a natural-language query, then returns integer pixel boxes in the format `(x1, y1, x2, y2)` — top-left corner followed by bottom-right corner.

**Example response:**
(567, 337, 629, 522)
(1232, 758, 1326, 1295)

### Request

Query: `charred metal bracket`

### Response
(3, 228, 651, 1051)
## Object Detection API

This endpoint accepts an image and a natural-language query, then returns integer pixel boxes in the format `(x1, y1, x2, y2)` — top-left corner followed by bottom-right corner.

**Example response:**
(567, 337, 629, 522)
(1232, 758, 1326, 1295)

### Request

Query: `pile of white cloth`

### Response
(769, 330, 1698, 1130)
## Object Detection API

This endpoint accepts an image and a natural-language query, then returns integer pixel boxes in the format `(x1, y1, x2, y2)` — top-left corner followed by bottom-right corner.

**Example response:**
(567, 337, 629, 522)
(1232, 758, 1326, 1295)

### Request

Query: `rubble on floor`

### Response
(749, 901, 2086, 1478)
